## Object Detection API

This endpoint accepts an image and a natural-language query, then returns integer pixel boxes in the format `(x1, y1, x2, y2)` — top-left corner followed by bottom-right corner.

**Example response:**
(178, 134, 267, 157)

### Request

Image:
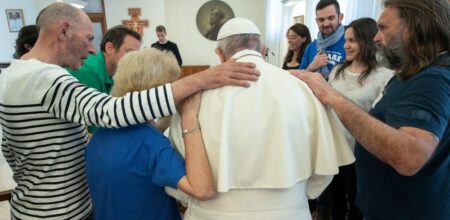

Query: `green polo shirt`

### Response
(67, 52, 113, 134)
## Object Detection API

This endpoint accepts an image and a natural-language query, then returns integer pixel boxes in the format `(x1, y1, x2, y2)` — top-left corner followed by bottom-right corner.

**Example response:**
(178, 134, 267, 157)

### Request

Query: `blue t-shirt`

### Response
(299, 35, 346, 77)
(355, 53, 450, 220)
(85, 124, 186, 220)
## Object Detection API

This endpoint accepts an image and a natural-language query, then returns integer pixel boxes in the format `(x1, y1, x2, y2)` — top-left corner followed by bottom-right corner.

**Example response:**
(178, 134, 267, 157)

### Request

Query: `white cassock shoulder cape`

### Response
(169, 50, 354, 200)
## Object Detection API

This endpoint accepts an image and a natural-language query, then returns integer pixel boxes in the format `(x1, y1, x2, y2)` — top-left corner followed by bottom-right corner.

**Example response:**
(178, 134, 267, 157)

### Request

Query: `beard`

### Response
(320, 25, 338, 36)
(376, 33, 404, 70)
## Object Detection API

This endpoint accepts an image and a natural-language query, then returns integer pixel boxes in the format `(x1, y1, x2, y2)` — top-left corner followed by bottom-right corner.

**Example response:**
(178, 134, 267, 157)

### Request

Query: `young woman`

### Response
(327, 18, 393, 220)
(85, 48, 215, 220)
(282, 23, 311, 70)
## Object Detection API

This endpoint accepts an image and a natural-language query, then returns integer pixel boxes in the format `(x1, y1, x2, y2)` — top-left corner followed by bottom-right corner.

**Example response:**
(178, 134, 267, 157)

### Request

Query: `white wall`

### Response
(0, 0, 166, 61)
(0, 0, 266, 66)
(36, 0, 166, 51)
(165, 0, 266, 66)
(0, 0, 40, 62)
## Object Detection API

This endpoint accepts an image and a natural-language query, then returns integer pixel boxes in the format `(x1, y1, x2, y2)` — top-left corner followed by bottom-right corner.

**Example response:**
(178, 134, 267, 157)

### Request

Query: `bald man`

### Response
(0, 3, 258, 219)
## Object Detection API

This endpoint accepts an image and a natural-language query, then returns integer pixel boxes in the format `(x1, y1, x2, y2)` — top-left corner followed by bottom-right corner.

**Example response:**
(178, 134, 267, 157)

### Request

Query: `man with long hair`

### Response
(292, 0, 449, 219)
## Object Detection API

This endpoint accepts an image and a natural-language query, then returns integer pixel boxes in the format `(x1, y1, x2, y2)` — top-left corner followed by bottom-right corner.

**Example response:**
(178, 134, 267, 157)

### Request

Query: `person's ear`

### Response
(24, 43, 33, 51)
(104, 42, 115, 55)
(339, 13, 344, 23)
(260, 45, 267, 57)
(215, 47, 226, 63)
(59, 21, 70, 40)
(300, 36, 307, 43)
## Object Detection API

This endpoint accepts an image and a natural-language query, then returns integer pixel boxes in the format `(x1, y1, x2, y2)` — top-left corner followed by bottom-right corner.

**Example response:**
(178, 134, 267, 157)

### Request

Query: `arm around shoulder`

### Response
(170, 59, 259, 103)
(330, 93, 440, 176)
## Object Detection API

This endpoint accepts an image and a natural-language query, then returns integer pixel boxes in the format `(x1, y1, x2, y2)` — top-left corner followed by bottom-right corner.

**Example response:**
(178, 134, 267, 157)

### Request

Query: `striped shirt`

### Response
(0, 59, 176, 219)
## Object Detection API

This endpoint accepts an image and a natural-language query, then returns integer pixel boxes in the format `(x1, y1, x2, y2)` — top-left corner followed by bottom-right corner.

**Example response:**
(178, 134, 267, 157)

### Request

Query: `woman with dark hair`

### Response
(282, 23, 311, 70)
(327, 17, 393, 220)
(14, 25, 39, 58)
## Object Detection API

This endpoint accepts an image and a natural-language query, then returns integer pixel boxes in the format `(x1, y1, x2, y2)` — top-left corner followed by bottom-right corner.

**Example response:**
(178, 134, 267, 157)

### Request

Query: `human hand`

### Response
(199, 59, 260, 89)
(307, 50, 329, 71)
(290, 70, 340, 105)
(171, 59, 259, 104)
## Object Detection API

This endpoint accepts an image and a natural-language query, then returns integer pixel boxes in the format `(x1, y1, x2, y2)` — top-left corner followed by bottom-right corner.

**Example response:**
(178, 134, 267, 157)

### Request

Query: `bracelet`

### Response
(182, 127, 200, 137)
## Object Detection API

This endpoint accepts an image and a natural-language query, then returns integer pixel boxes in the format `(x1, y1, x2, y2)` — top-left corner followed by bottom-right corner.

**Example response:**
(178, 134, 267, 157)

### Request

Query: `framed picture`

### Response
(293, 15, 304, 24)
(196, 0, 235, 41)
(6, 9, 24, 32)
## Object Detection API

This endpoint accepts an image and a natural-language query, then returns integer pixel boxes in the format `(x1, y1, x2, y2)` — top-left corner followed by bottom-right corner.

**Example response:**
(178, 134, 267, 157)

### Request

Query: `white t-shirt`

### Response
(328, 65, 394, 151)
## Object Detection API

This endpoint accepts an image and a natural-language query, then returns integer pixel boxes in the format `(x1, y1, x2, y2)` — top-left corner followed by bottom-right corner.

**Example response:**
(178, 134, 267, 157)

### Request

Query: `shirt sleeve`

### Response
(38, 71, 177, 128)
(148, 136, 186, 188)
(385, 73, 449, 139)
(299, 43, 314, 70)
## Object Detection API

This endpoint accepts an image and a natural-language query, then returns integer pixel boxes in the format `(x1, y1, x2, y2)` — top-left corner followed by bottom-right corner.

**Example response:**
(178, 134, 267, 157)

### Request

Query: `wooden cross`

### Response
(122, 8, 149, 36)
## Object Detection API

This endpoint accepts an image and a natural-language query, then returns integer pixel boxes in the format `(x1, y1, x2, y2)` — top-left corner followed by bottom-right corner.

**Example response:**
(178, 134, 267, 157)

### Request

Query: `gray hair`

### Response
(36, 2, 82, 32)
(217, 34, 261, 59)
(112, 48, 180, 97)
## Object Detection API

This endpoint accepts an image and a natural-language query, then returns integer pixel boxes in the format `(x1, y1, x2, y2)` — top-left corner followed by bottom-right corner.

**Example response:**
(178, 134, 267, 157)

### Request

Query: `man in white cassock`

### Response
(169, 18, 355, 220)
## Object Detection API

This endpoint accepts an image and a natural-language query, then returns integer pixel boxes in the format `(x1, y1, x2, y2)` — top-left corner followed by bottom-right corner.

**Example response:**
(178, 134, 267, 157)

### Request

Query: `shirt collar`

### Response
(231, 49, 262, 60)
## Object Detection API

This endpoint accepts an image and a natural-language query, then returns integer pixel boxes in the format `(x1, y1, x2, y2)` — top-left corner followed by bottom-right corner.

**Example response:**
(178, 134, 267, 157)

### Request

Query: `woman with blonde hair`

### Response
(85, 48, 215, 220)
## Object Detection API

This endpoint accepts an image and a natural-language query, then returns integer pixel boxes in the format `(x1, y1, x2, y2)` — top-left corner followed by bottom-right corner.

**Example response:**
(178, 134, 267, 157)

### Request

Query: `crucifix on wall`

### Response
(122, 8, 149, 36)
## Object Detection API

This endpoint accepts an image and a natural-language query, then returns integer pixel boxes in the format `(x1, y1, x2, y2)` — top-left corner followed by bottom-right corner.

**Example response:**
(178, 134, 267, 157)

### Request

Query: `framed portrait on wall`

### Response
(196, 0, 235, 41)
(5, 9, 24, 32)
(293, 15, 304, 24)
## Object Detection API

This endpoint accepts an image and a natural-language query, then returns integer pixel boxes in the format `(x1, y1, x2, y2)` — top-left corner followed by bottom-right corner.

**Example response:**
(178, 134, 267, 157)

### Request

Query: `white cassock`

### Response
(168, 49, 355, 220)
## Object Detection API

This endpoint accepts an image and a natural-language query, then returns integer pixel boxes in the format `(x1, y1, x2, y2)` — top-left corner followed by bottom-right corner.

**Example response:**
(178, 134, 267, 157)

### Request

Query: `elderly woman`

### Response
(85, 48, 215, 220)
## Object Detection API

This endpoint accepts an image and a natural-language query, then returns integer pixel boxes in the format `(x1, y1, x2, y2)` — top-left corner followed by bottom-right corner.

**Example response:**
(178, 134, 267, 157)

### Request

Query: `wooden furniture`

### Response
(180, 65, 210, 77)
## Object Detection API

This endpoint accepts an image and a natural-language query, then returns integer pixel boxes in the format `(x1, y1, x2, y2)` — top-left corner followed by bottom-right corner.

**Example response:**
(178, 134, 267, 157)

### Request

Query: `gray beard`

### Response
(376, 50, 396, 69)
(375, 34, 404, 70)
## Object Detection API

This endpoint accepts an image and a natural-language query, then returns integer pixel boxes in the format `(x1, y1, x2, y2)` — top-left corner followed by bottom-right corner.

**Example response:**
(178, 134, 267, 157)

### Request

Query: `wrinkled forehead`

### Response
(378, 7, 402, 27)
